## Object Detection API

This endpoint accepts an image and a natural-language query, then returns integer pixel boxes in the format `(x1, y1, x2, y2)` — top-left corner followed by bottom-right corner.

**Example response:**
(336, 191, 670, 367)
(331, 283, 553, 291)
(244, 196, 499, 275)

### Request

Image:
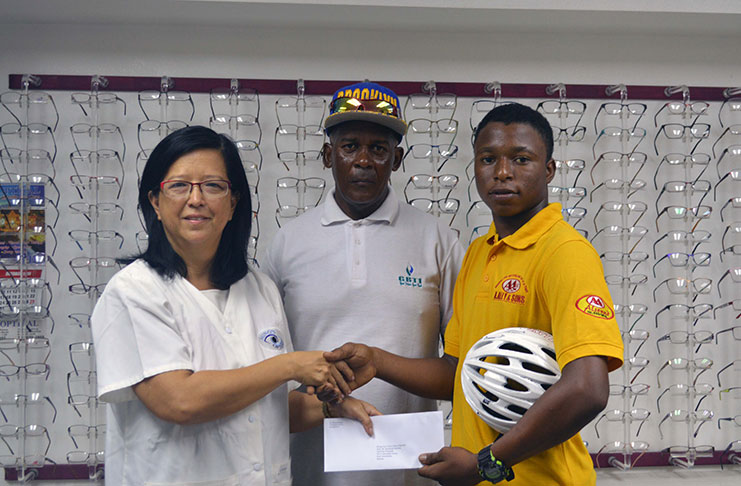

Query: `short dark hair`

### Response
(124, 125, 252, 289)
(473, 103, 554, 162)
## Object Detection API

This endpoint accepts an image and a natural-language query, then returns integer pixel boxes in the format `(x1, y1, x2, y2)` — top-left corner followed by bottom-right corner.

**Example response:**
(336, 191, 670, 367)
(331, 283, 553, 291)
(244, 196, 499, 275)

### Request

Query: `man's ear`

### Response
(322, 142, 333, 169)
(392, 146, 404, 172)
(545, 158, 556, 184)
(148, 191, 162, 221)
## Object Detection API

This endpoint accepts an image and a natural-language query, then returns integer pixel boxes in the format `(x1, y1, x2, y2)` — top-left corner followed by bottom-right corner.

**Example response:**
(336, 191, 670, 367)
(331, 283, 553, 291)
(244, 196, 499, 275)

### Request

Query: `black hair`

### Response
(473, 103, 554, 162)
(122, 125, 252, 289)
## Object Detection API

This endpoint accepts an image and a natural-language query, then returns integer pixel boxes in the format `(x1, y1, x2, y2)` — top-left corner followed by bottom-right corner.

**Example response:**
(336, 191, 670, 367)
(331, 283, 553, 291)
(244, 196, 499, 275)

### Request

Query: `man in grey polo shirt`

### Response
(264, 81, 464, 486)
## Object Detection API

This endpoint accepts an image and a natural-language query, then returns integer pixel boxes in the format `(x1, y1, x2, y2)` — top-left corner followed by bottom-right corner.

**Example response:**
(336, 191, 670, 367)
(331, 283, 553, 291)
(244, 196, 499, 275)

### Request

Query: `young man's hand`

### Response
(323, 342, 378, 391)
(418, 446, 481, 486)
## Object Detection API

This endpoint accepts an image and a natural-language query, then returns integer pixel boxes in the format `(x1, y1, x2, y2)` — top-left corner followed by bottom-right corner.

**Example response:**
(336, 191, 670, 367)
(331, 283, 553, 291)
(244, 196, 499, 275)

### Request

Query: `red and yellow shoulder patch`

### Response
(575, 294, 614, 320)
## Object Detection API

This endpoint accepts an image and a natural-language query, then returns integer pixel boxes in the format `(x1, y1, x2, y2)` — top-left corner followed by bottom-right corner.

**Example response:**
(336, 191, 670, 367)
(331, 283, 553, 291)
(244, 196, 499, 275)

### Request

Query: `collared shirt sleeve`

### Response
(439, 231, 465, 341)
(541, 240, 624, 372)
(443, 241, 478, 360)
(263, 230, 284, 295)
(92, 268, 193, 403)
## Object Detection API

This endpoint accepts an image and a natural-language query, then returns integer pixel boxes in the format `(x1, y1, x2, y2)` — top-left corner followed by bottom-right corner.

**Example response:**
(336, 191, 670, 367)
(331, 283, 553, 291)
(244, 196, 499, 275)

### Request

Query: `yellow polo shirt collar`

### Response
(487, 203, 563, 249)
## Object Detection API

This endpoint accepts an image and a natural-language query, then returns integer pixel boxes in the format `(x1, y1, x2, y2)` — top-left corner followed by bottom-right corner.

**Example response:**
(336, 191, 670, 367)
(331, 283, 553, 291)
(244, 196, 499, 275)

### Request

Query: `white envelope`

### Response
(324, 410, 444, 472)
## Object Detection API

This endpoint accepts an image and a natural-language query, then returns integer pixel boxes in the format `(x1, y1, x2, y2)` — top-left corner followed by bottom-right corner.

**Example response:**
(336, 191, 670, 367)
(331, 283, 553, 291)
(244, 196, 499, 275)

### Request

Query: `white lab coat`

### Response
(92, 259, 293, 486)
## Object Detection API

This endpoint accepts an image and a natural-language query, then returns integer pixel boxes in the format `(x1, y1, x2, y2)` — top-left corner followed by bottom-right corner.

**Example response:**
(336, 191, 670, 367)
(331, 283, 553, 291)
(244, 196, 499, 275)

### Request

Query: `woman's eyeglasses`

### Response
(159, 180, 232, 200)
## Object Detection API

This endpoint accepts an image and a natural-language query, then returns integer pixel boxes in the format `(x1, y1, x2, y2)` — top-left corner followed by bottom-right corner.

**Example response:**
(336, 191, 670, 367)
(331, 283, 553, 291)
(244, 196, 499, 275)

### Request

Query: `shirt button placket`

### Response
(350, 222, 366, 283)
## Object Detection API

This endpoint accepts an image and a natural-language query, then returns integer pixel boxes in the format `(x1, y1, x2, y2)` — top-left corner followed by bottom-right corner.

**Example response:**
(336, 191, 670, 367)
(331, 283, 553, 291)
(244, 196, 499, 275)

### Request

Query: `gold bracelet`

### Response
(322, 401, 334, 419)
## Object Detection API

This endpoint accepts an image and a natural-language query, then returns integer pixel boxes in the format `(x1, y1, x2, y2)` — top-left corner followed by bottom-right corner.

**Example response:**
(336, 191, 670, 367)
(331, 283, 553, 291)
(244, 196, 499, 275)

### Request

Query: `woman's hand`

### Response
(328, 397, 381, 437)
(290, 351, 332, 386)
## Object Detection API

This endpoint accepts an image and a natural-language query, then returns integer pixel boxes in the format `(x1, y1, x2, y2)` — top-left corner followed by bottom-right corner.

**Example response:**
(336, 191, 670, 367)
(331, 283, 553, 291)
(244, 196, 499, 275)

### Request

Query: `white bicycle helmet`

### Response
(461, 327, 561, 434)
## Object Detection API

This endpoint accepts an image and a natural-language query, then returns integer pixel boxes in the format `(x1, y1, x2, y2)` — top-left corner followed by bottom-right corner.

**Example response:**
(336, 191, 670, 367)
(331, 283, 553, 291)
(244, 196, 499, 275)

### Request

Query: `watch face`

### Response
(482, 465, 504, 482)
(477, 447, 512, 483)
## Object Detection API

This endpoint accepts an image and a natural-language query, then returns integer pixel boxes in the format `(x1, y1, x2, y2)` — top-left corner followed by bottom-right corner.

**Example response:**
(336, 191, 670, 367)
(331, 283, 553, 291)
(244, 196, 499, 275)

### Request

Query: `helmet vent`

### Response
(475, 382, 499, 402)
(507, 404, 527, 416)
(482, 403, 509, 421)
(543, 348, 557, 361)
(500, 342, 532, 354)
(505, 378, 527, 392)
(523, 362, 558, 376)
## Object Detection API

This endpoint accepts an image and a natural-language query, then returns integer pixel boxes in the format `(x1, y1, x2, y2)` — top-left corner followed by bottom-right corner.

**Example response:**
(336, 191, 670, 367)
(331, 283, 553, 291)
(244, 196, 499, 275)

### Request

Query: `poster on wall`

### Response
(0, 183, 47, 339)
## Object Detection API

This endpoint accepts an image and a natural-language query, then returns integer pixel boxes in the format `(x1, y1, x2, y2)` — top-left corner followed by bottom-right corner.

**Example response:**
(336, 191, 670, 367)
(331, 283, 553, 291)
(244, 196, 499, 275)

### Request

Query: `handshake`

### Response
(305, 342, 377, 401)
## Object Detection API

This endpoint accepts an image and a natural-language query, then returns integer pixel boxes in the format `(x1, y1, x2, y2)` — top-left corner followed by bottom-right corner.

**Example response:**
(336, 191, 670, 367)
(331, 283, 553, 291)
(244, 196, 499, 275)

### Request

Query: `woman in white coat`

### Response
(91, 126, 377, 486)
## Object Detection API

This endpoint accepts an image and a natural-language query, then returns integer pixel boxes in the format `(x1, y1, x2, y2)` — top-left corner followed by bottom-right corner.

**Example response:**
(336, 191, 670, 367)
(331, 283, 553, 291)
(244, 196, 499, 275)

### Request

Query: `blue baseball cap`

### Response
(324, 81, 407, 137)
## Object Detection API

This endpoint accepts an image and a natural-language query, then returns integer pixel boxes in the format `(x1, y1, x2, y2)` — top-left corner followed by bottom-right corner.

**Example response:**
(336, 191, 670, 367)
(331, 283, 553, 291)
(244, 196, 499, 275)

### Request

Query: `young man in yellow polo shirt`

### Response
(326, 103, 624, 485)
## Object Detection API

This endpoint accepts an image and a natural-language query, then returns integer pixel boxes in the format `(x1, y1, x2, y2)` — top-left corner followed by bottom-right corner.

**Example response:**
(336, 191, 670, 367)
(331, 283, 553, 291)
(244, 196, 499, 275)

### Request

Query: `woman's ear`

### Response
(148, 191, 162, 221)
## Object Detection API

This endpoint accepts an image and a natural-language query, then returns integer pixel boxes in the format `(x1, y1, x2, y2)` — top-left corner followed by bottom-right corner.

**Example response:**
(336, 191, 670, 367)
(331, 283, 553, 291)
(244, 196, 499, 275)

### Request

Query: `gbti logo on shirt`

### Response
(398, 263, 423, 288)
(493, 274, 528, 305)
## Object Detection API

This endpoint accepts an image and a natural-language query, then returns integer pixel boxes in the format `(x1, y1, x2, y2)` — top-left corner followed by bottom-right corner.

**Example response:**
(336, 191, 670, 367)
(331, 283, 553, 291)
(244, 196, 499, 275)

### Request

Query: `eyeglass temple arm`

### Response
(591, 135, 603, 159)
(711, 129, 729, 158)
(655, 189, 666, 214)
(717, 271, 732, 298)
(657, 414, 670, 439)
(652, 257, 668, 279)
(655, 208, 669, 231)
(656, 389, 669, 414)
(714, 173, 732, 201)
(593, 415, 606, 438)
(715, 327, 733, 345)
(652, 130, 663, 155)
(652, 281, 669, 302)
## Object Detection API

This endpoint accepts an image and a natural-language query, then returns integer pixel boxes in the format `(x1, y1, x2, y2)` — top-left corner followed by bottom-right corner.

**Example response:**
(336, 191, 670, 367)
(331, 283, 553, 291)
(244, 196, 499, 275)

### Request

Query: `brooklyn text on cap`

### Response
(325, 82, 407, 137)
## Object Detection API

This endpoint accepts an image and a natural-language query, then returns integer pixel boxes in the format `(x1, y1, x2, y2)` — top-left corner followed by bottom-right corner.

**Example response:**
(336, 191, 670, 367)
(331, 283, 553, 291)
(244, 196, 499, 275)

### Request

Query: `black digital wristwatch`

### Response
(477, 445, 514, 484)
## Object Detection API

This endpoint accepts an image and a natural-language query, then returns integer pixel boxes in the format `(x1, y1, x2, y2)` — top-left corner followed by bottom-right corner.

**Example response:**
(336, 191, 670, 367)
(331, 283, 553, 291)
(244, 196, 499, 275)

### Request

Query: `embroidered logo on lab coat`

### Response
(258, 328, 285, 350)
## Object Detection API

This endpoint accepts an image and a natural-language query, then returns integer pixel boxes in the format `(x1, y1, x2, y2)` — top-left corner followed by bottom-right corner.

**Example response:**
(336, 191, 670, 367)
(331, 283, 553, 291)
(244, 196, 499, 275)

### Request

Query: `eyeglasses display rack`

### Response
(650, 85, 716, 469)
(1, 74, 739, 481)
(402, 81, 460, 227)
(0, 74, 59, 482)
(273, 80, 327, 234)
(713, 86, 741, 468)
(464, 81, 506, 245)
(591, 84, 652, 469)
(208, 79, 263, 265)
(538, 83, 589, 238)
(67, 74, 130, 481)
